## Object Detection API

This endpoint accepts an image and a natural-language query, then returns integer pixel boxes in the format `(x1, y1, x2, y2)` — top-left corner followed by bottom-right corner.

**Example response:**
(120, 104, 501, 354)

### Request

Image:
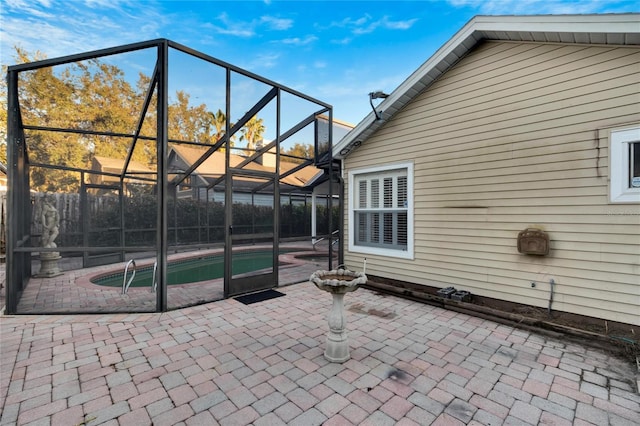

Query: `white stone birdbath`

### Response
(310, 269, 367, 363)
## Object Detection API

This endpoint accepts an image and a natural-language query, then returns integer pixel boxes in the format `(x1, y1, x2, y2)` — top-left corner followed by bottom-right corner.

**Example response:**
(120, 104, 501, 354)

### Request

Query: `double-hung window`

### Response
(610, 126, 640, 203)
(349, 163, 413, 259)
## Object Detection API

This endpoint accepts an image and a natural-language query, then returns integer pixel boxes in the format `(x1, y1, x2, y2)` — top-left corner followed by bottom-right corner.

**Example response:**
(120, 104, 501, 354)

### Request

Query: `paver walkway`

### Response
(13, 244, 330, 313)
(1, 283, 638, 425)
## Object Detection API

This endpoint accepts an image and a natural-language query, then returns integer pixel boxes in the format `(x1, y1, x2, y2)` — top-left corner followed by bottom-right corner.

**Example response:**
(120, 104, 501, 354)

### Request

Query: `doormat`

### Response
(234, 289, 285, 305)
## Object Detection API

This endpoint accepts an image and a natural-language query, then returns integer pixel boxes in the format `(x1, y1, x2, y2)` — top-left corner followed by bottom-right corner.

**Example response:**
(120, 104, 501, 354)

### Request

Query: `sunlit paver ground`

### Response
(1, 282, 638, 425)
(12, 244, 327, 313)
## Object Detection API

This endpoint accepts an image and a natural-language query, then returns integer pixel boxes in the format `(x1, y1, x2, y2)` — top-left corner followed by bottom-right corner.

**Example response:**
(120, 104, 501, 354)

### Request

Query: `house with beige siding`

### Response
(334, 14, 640, 327)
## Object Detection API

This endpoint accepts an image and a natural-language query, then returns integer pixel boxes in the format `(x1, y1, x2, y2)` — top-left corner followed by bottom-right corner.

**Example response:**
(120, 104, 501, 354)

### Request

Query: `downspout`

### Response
(548, 278, 555, 316)
(327, 110, 334, 271)
(311, 187, 317, 246)
(337, 160, 344, 267)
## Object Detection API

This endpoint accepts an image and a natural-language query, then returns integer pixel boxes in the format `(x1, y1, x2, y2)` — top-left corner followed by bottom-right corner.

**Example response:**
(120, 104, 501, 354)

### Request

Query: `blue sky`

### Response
(2, 0, 638, 126)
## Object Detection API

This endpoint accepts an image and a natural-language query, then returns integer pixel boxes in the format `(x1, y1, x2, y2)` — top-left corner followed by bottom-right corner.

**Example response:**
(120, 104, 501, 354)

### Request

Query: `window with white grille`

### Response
(349, 163, 413, 259)
(610, 126, 640, 203)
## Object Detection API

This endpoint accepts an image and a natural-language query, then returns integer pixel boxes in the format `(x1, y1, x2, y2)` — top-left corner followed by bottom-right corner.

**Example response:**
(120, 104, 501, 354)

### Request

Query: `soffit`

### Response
(334, 14, 640, 159)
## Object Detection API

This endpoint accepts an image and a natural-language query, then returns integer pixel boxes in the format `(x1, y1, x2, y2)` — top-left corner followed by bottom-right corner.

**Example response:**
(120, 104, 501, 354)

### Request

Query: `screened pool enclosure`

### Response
(6, 39, 344, 314)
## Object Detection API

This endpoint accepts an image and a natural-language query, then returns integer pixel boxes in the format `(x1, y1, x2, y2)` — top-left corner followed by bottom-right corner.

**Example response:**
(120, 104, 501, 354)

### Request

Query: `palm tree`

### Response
(239, 115, 265, 153)
(208, 109, 226, 142)
(207, 108, 237, 147)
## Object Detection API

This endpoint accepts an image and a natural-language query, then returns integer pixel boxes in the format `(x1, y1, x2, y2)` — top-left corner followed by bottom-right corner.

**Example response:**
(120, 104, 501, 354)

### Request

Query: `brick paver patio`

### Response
(1, 282, 638, 425)
(12, 244, 328, 313)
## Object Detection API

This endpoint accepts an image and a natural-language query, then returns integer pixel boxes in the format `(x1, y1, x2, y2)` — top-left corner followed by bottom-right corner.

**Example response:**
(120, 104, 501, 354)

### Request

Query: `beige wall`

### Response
(343, 41, 640, 325)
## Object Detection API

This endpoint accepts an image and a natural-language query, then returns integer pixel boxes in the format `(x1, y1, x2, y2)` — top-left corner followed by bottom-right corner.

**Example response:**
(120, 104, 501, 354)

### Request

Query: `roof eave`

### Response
(334, 13, 640, 159)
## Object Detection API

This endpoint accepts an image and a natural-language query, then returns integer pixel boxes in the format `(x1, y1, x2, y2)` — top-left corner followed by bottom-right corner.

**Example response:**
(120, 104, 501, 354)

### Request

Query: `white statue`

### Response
(40, 195, 59, 248)
(35, 194, 63, 278)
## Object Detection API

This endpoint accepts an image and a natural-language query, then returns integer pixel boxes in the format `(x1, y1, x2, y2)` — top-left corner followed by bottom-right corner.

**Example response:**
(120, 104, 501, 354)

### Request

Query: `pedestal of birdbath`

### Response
(310, 269, 367, 363)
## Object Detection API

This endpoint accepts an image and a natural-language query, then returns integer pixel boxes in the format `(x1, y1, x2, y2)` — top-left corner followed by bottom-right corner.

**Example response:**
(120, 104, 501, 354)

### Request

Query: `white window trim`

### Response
(348, 162, 414, 259)
(610, 126, 640, 203)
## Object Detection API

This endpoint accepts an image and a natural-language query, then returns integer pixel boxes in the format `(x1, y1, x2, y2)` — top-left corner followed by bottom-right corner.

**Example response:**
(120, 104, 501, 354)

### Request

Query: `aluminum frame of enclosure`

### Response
(6, 38, 334, 314)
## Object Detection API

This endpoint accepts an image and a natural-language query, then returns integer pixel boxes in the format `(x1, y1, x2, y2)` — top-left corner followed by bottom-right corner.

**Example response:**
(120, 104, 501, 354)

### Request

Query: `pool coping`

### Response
(74, 245, 329, 292)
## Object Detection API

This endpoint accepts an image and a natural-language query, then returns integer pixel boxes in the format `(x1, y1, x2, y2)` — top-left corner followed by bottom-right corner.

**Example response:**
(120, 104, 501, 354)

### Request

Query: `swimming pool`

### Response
(92, 250, 280, 288)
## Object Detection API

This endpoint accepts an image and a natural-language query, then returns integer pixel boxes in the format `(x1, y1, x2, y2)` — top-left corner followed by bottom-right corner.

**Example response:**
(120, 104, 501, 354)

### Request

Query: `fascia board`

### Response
(334, 17, 481, 158)
(335, 14, 640, 160)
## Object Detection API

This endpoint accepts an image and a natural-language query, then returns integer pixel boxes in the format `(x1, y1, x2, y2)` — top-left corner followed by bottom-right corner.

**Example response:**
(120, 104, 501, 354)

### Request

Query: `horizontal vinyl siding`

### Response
(344, 41, 640, 325)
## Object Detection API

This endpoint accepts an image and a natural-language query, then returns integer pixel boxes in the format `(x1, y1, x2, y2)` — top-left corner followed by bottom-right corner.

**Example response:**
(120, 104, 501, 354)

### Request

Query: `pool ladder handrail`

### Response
(151, 261, 158, 293)
(312, 229, 340, 250)
(122, 259, 136, 295)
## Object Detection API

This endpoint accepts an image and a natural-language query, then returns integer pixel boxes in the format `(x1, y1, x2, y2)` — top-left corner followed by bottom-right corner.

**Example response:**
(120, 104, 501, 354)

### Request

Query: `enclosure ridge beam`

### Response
(171, 86, 279, 187)
(167, 40, 331, 109)
(8, 39, 167, 73)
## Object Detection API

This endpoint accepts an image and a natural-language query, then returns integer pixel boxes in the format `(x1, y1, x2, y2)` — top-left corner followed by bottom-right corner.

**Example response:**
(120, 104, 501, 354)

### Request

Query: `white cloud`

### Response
(243, 52, 281, 71)
(1, 0, 170, 68)
(326, 14, 369, 30)
(205, 13, 295, 38)
(4, 0, 54, 18)
(279, 35, 318, 46)
(384, 18, 419, 30)
(330, 37, 352, 45)
(261, 15, 294, 30)
(352, 16, 419, 35)
(210, 12, 256, 37)
(446, 0, 631, 15)
(327, 14, 418, 35)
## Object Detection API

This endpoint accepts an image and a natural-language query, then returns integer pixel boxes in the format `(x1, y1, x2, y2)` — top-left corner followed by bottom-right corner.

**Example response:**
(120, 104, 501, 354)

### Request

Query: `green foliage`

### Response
(239, 115, 265, 152)
(3, 49, 154, 191)
(209, 109, 227, 142)
(0, 47, 247, 191)
(314, 203, 340, 236)
(280, 202, 311, 237)
(281, 142, 314, 164)
(168, 91, 218, 144)
(124, 193, 158, 246)
(2, 47, 322, 193)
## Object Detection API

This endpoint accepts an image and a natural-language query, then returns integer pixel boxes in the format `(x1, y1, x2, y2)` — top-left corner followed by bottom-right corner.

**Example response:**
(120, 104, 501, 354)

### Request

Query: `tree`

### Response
(281, 142, 314, 163)
(2, 49, 153, 191)
(207, 108, 236, 147)
(0, 47, 238, 191)
(8, 48, 88, 191)
(209, 109, 226, 142)
(168, 91, 217, 144)
(75, 60, 151, 165)
(239, 115, 265, 153)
